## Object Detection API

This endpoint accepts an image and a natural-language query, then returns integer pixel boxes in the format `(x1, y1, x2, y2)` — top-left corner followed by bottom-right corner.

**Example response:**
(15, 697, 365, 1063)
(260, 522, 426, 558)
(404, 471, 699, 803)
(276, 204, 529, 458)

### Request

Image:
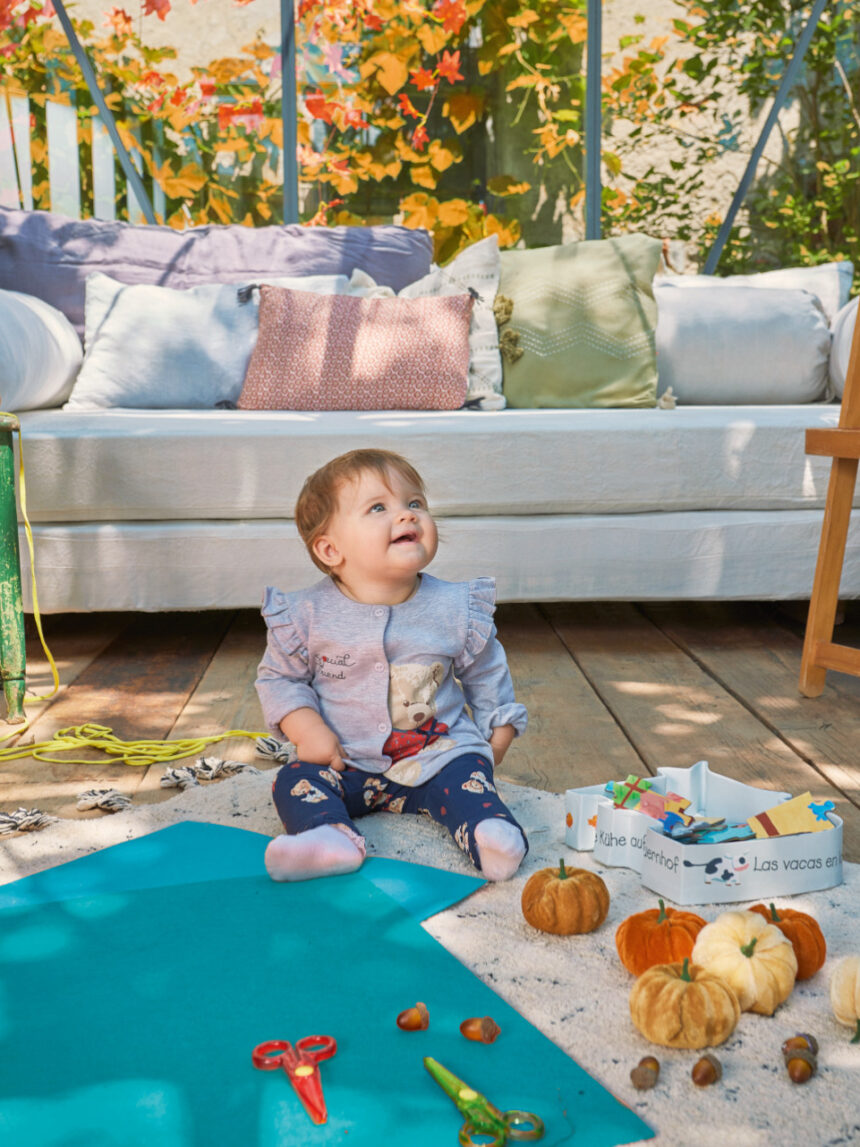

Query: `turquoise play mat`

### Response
(0, 823, 652, 1146)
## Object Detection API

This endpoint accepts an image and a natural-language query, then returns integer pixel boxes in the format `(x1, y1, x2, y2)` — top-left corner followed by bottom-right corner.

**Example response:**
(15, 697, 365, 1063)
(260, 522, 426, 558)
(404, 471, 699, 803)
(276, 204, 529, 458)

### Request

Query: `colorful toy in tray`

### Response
(748, 792, 836, 838)
(609, 775, 653, 809)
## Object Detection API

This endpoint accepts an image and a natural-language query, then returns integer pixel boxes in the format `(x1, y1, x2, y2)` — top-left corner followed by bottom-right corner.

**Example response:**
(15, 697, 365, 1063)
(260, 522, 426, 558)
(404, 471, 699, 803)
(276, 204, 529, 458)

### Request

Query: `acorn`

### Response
(460, 1016, 501, 1043)
(784, 1047, 817, 1084)
(630, 1056, 660, 1090)
(781, 1033, 819, 1058)
(396, 1002, 429, 1031)
(691, 1054, 722, 1087)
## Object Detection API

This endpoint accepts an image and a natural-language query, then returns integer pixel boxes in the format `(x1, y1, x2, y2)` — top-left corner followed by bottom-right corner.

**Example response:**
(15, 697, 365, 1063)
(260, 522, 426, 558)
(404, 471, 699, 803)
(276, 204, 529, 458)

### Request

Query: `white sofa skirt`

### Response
(19, 510, 860, 612)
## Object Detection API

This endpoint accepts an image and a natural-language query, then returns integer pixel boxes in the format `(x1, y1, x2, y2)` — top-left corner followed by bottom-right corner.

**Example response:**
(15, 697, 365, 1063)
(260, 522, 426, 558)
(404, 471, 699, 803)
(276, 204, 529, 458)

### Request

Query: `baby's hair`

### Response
(296, 449, 427, 576)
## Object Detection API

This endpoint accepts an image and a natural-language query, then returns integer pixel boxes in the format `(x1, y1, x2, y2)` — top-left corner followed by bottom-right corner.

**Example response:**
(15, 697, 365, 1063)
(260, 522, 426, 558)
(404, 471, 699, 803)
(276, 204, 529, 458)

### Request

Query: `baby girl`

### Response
(256, 448, 528, 882)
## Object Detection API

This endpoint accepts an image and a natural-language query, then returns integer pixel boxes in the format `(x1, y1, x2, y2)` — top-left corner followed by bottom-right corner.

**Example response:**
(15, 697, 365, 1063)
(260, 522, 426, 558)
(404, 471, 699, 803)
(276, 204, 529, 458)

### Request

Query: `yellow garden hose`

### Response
(1, 418, 267, 759)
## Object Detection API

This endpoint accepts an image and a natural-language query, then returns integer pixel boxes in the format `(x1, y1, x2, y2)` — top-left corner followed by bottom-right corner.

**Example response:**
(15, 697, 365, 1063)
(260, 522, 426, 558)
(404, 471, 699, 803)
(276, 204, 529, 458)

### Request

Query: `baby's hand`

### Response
(296, 726, 348, 772)
(280, 708, 348, 771)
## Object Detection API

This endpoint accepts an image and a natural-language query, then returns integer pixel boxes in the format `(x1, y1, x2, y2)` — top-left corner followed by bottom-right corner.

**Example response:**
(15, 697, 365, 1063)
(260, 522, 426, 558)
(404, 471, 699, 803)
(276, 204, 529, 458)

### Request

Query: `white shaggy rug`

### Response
(1, 774, 857, 1147)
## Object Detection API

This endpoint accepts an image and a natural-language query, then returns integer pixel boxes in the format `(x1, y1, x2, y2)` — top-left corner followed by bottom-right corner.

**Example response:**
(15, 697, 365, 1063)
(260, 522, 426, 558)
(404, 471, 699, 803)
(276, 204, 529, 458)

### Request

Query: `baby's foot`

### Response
(474, 818, 527, 881)
(265, 823, 365, 882)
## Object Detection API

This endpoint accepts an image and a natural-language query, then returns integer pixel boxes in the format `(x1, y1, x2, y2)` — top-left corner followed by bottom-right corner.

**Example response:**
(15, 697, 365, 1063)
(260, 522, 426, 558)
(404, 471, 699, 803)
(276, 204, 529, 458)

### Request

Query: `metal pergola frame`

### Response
(51, 0, 831, 270)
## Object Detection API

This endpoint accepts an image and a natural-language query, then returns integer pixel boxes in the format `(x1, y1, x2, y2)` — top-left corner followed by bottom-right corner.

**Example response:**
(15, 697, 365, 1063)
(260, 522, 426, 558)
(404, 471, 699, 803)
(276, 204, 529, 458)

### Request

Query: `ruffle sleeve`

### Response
(261, 586, 308, 661)
(460, 576, 497, 669)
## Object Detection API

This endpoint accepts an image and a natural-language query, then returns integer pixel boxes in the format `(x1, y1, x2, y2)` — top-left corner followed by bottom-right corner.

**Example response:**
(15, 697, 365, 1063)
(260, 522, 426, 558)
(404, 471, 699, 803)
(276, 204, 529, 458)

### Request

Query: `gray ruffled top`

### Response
(255, 573, 528, 786)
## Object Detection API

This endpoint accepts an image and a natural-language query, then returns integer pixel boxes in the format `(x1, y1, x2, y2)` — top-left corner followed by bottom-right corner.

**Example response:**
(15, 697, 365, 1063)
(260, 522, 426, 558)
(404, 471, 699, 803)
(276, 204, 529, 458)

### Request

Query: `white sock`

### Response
(474, 818, 527, 882)
(265, 824, 365, 883)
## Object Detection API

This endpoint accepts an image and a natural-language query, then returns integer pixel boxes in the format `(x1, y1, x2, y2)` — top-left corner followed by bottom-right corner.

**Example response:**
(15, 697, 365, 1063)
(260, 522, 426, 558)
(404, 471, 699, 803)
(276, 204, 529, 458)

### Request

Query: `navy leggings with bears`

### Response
(271, 752, 527, 873)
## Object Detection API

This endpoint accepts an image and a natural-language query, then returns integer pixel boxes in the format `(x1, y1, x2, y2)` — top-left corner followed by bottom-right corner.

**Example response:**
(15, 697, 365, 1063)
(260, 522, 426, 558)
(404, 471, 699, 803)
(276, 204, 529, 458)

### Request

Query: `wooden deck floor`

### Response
(2, 601, 859, 861)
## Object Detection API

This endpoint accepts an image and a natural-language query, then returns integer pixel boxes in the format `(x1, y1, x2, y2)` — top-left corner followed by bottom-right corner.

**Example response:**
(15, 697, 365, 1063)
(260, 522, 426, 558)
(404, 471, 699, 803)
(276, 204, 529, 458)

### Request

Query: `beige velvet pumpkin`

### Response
(691, 910, 797, 1016)
(830, 955, 860, 1043)
(521, 860, 609, 935)
(629, 957, 741, 1049)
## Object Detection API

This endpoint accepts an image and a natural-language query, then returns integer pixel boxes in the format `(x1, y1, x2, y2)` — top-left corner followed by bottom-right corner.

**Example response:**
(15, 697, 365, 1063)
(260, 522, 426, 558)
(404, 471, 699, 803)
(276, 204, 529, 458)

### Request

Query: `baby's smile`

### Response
(392, 529, 419, 544)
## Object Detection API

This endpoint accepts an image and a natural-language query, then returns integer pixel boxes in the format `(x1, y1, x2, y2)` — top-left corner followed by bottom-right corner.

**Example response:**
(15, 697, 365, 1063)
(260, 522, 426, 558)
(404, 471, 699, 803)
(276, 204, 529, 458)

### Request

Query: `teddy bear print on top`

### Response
(384, 661, 456, 786)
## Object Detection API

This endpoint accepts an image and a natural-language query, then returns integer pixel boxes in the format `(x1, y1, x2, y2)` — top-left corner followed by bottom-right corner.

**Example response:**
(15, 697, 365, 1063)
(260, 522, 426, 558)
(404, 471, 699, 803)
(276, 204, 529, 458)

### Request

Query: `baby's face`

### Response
(316, 467, 438, 593)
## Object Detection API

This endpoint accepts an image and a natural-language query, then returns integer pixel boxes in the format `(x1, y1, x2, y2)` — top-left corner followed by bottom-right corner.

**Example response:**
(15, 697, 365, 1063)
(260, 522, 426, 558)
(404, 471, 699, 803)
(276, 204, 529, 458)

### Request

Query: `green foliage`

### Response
(603, 0, 860, 273)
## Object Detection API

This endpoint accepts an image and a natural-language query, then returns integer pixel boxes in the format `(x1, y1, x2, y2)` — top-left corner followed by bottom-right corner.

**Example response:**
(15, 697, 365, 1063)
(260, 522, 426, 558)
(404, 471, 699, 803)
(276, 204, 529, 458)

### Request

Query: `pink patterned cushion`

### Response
(237, 285, 473, 410)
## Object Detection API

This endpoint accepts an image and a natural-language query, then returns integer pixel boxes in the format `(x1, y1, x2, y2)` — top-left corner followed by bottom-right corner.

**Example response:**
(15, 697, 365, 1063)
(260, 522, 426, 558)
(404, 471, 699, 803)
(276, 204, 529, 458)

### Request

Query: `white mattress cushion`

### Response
(15, 405, 849, 523)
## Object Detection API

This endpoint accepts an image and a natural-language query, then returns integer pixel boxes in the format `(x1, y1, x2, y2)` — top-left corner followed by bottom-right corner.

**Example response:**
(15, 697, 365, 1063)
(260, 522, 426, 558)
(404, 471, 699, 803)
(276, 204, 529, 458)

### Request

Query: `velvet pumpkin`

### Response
(616, 899, 707, 976)
(629, 957, 740, 1049)
(830, 955, 860, 1043)
(748, 902, 826, 980)
(521, 859, 609, 935)
(691, 910, 797, 1016)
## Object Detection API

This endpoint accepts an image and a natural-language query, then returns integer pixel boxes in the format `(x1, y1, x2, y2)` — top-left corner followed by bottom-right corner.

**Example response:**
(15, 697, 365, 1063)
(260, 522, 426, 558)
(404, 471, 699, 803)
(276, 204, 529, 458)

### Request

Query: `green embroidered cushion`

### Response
(499, 234, 663, 409)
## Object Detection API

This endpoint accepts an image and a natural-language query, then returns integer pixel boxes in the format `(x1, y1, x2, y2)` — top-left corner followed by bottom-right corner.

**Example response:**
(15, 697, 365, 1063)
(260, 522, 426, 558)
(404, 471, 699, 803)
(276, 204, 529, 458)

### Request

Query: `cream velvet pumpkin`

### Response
(830, 955, 860, 1042)
(691, 910, 797, 1015)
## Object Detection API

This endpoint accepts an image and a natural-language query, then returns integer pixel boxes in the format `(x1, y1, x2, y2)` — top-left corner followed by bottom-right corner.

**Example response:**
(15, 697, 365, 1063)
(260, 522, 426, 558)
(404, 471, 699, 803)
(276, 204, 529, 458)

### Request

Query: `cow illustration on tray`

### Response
(682, 855, 750, 887)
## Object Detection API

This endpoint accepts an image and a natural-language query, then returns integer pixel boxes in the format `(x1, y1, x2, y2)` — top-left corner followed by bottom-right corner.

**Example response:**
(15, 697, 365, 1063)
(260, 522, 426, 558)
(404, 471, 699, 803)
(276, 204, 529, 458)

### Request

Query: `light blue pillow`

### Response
(66, 271, 351, 410)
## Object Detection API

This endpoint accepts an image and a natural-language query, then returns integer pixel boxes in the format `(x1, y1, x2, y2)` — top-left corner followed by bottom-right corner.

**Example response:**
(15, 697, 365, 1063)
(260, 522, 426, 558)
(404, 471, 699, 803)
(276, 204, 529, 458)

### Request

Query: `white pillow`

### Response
(829, 296, 858, 400)
(655, 283, 832, 404)
(66, 271, 353, 410)
(0, 289, 83, 411)
(350, 237, 505, 410)
(657, 260, 853, 324)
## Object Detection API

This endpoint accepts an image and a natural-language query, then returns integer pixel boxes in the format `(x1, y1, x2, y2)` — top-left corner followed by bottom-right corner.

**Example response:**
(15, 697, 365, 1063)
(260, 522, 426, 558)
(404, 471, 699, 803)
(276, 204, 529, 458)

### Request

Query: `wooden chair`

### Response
(799, 301, 860, 696)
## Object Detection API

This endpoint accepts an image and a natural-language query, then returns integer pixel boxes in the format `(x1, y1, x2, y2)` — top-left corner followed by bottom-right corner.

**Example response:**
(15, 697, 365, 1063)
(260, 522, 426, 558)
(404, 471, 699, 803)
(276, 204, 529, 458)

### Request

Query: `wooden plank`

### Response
(642, 601, 860, 803)
(0, 612, 233, 815)
(814, 640, 860, 675)
(494, 604, 645, 793)
(806, 428, 860, 458)
(640, 601, 860, 859)
(799, 456, 859, 696)
(542, 602, 860, 843)
(135, 610, 270, 802)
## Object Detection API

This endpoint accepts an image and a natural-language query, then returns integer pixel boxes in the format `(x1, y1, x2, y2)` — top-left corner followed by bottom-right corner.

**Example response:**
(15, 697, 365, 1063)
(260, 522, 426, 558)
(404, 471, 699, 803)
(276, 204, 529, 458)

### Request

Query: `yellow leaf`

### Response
(484, 214, 521, 247)
(207, 58, 254, 84)
(496, 41, 519, 58)
(486, 174, 531, 196)
(437, 199, 472, 227)
(159, 161, 208, 198)
(329, 170, 359, 195)
(411, 164, 439, 189)
(508, 9, 539, 28)
(559, 13, 588, 43)
(399, 192, 439, 232)
(444, 92, 484, 134)
(506, 74, 538, 91)
(429, 139, 460, 172)
(367, 51, 410, 96)
(417, 23, 449, 56)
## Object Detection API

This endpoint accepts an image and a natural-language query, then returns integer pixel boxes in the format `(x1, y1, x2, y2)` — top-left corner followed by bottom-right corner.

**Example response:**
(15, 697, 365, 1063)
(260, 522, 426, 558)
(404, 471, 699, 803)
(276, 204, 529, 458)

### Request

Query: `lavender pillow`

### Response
(0, 207, 433, 337)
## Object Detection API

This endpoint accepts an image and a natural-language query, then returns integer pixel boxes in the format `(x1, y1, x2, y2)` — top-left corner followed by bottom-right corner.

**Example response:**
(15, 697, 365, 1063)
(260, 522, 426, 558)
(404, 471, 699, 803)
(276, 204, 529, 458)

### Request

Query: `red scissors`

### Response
(252, 1035, 337, 1125)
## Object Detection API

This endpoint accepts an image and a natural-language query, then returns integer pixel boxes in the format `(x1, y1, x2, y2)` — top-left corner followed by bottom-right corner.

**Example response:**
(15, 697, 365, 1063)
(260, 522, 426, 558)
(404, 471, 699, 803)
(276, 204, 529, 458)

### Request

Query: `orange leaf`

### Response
(410, 163, 439, 189)
(417, 23, 449, 56)
(443, 92, 483, 134)
(369, 51, 410, 96)
(437, 198, 471, 226)
(487, 174, 531, 196)
(400, 192, 439, 232)
(484, 214, 521, 248)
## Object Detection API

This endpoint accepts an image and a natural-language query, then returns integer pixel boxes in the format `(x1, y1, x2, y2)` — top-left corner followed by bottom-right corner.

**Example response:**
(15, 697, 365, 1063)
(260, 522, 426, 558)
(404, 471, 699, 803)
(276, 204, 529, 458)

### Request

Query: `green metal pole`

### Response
(0, 415, 26, 723)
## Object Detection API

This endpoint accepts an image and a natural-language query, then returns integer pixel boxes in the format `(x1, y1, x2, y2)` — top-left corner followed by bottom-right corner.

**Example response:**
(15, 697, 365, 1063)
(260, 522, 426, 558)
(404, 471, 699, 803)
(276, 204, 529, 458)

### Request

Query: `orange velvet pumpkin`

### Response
(521, 860, 609, 935)
(616, 899, 708, 976)
(748, 902, 826, 981)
